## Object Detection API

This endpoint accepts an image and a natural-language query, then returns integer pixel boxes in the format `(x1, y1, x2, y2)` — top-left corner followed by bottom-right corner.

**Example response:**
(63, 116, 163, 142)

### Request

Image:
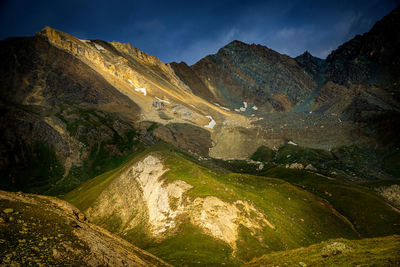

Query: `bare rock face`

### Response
(189, 197, 274, 249)
(0, 190, 171, 266)
(87, 155, 193, 237)
(172, 40, 316, 113)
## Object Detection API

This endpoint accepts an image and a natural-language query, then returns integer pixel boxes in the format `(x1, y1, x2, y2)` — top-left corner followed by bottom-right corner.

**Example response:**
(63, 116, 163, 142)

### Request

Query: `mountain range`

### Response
(0, 5, 399, 267)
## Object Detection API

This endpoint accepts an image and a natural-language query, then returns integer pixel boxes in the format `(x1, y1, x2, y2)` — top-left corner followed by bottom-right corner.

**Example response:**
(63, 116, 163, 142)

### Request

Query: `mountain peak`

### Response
(222, 40, 271, 51)
(300, 50, 312, 58)
(227, 40, 248, 46)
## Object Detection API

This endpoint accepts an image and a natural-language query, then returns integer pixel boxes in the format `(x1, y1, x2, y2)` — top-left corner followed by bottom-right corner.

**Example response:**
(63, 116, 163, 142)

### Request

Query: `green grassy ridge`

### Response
(247, 235, 400, 267)
(260, 167, 400, 237)
(65, 143, 362, 266)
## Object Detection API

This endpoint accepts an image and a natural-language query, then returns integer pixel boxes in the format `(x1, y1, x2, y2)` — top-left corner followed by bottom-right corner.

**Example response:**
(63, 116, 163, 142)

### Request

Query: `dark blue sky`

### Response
(0, 0, 399, 64)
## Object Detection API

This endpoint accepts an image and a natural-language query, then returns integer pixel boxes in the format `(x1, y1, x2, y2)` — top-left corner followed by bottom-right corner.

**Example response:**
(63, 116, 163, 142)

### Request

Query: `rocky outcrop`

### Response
(374, 185, 400, 209)
(0, 190, 171, 266)
(189, 197, 274, 249)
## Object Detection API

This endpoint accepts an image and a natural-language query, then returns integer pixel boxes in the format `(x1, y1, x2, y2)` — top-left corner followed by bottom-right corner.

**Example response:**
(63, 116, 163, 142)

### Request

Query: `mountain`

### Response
(325, 6, 400, 97)
(2, 24, 388, 195)
(0, 5, 400, 267)
(172, 40, 316, 113)
(0, 190, 170, 266)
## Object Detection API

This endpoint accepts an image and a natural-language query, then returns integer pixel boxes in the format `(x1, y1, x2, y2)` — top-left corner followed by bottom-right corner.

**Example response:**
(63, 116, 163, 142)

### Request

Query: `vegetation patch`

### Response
(260, 167, 400, 237)
(247, 235, 400, 267)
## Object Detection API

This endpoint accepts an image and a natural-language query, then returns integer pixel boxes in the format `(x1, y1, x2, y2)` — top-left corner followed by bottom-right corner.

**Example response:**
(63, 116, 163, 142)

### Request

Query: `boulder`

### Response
(321, 242, 349, 257)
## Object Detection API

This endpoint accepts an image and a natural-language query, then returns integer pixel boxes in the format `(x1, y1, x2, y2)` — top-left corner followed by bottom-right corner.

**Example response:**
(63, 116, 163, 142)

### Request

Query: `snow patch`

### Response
(252, 105, 258, 111)
(94, 43, 105, 51)
(214, 103, 230, 111)
(288, 141, 298, 146)
(235, 102, 252, 112)
(135, 87, 147, 96)
(204, 115, 216, 129)
(155, 96, 170, 104)
(128, 79, 147, 96)
(80, 39, 90, 43)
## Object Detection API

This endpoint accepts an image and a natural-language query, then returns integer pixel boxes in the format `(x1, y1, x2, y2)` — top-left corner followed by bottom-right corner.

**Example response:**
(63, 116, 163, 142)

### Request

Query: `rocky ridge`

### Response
(0, 190, 171, 266)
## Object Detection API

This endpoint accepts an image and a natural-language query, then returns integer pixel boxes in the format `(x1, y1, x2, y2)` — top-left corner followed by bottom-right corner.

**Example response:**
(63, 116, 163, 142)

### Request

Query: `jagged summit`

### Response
(217, 39, 276, 57)
(297, 50, 315, 59)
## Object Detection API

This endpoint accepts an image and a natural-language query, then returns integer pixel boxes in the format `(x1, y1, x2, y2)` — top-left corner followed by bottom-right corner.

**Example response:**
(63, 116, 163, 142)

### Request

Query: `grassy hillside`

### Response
(247, 235, 400, 267)
(64, 143, 364, 266)
(260, 167, 400, 237)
